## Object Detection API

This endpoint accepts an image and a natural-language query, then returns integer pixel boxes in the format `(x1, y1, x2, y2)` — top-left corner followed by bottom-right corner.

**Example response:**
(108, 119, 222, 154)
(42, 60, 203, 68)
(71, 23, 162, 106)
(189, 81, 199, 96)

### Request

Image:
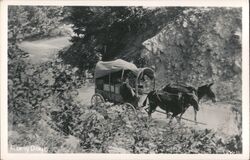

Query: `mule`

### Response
(142, 90, 199, 123)
(163, 82, 216, 102)
(163, 82, 216, 122)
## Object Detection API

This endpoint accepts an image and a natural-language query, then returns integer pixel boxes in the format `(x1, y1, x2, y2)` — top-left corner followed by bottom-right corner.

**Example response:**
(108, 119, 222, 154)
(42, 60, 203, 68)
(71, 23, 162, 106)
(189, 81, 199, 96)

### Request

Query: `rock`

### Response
(232, 60, 241, 73)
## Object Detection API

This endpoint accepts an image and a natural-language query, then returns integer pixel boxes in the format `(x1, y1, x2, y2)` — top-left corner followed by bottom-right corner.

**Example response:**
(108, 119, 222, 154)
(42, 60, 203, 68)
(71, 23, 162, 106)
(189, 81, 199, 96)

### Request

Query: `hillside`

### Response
(117, 8, 242, 102)
(62, 7, 242, 102)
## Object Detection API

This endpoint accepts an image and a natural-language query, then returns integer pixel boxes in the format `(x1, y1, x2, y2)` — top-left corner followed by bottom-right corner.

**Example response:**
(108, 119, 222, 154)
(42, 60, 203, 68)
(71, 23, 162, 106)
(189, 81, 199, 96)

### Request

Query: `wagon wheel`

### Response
(91, 93, 105, 107)
(124, 102, 136, 112)
(121, 103, 138, 119)
(121, 103, 149, 129)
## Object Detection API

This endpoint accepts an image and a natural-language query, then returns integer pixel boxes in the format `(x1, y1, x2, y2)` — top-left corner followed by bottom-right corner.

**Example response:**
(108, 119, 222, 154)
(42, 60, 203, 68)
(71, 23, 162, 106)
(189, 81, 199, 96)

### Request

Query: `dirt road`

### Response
(75, 85, 240, 136)
(18, 36, 72, 64)
(150, 102, 240, 136)
(75, 83, 95, 106)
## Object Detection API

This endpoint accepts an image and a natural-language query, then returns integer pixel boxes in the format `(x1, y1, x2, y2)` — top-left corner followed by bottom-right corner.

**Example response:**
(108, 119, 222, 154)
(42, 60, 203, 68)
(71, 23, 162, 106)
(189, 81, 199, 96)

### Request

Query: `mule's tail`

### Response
(142, 95, 149, 107)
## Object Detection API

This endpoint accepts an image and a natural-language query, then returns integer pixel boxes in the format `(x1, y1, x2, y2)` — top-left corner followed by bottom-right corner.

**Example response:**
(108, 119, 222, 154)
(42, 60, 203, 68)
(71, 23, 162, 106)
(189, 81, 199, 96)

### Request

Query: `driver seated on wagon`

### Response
(120, 77, 138, 108)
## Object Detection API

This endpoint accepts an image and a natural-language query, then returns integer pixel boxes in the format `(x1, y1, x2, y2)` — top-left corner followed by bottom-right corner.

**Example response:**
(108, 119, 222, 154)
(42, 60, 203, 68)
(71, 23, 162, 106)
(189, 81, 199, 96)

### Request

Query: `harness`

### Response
(153, 90, 185, 113)
(153, 90, 161, 102)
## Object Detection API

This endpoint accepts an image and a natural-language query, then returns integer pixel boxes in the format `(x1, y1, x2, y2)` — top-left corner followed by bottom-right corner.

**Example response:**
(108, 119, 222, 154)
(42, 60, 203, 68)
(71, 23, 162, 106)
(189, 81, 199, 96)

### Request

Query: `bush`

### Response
(8, 55, 242, 153)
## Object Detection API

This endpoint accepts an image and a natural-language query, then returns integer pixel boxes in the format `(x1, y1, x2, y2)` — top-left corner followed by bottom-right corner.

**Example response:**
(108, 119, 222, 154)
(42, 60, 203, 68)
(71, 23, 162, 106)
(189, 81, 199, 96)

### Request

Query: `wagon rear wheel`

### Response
(91, 93, 105, 107)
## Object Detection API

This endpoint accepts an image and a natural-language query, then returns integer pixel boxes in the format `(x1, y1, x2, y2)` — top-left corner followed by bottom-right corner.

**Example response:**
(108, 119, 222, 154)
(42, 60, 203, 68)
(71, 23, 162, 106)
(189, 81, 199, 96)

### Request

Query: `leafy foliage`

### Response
(8, 5, 66, 126)
(48, 101, 242, 153)
(8, 6, 66, 42)
(8, 5, 76, 152)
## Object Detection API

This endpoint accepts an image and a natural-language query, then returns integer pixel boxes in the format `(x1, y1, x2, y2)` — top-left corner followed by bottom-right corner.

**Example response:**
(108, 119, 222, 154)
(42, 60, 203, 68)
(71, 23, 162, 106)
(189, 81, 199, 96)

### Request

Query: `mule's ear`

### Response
(208, 83, 214, 87)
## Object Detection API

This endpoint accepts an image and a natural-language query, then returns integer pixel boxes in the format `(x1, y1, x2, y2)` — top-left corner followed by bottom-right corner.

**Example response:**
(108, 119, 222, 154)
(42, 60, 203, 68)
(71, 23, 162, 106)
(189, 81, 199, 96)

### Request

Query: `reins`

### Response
(153, 90, 162, 102)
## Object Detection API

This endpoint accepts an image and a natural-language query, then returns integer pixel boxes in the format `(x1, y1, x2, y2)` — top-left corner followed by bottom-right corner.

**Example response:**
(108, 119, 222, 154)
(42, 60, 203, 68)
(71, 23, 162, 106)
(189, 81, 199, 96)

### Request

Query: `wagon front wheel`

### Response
(122, 103, 137, 118)
(91, 93, 105, 107)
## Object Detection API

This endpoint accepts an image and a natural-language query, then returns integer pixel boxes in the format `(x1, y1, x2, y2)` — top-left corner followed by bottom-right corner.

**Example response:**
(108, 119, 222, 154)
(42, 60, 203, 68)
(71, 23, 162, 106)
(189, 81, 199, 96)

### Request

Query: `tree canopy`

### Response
(60, 7, 184, 72)
(8, 6, 65, 42)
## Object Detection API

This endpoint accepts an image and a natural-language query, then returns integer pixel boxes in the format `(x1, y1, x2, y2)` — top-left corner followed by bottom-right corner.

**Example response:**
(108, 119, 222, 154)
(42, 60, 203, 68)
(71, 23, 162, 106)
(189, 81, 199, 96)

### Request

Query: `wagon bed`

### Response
(91, 59, 155, 111)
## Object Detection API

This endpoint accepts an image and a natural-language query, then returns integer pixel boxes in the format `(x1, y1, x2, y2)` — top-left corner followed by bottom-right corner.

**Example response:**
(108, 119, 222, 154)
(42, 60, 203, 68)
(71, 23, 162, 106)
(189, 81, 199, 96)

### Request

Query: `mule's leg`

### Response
(165, 108, 170, 119)
(147, 102, 156, 119)
(168, 115, 174, 124)
(194, 108, 197, 125)
(147, 108, 152, 119)
(178, 112, 184, 124)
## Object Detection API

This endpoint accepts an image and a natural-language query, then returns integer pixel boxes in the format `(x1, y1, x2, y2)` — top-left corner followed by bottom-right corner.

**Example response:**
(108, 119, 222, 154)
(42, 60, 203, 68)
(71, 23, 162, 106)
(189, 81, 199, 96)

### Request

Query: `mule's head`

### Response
(198, 83, 216, 103)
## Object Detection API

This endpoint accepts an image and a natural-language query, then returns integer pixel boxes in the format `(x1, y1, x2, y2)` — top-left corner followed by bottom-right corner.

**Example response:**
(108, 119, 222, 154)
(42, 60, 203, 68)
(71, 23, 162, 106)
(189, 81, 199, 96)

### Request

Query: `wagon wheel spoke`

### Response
(95, 96, 101, 104)
(135, 107, 146, 120)
(91, 94, 105, 107)
(122, 103, 138, 119)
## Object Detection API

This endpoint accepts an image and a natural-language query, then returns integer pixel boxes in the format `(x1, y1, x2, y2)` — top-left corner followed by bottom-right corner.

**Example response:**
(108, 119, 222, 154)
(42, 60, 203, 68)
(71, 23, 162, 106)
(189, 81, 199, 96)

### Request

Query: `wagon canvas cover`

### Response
(94, 59, 139, 78)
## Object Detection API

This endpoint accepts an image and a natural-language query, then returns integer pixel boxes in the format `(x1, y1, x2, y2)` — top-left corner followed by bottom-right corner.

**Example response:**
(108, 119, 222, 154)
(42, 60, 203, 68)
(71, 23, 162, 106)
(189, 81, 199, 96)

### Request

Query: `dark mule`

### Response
(142, 90, 199, 123)
(163, 82, 216, 122)
(163, 82, 216, 102)
(163, 83, 197, 95)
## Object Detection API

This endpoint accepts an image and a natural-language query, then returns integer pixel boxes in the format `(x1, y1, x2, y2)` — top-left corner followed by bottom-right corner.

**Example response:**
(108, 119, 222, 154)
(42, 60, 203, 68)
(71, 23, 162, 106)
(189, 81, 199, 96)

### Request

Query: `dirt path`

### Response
(150, 102, 240, 136)
(18, 36, 72, 64)
(75, 83, 95, 106)
(76, 86, 240, 136)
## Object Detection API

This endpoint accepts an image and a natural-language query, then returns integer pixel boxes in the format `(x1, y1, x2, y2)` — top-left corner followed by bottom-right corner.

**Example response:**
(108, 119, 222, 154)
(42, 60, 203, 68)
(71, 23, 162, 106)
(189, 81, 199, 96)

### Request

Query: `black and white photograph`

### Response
(1, 0, 249, 159)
